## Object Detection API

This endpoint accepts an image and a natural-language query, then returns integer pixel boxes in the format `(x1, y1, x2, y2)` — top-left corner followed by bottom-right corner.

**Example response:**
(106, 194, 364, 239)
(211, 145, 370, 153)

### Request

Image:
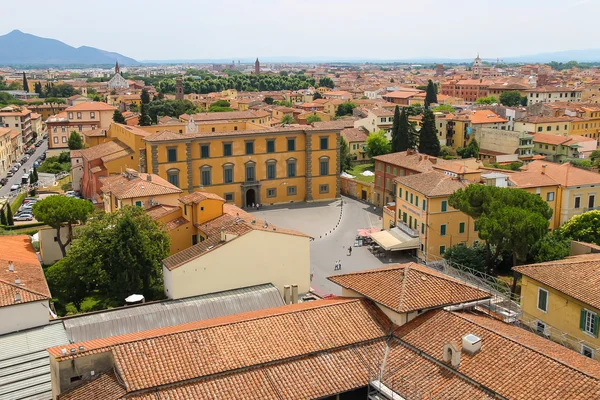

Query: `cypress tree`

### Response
(425, 79, 437, 108)
(113, 109, 126, 124)
(6, 204, 14, 226)
(391, 106, 402, 152)
(33, 166, 38, 183)
(0, 207, 6, 226)
(392, 106, 411, 152)
(418, 109, 441, 156)
(22, 72, 29, 93)
(139, 104, 152, 126)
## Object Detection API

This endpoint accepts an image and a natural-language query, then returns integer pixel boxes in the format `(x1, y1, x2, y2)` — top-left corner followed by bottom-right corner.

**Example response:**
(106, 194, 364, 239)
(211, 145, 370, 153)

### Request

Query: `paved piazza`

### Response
(251, 196, 413, 296)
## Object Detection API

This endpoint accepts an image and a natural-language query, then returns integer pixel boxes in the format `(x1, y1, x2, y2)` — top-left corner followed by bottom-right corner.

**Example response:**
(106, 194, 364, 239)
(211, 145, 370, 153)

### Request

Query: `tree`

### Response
(280, 114, 294, 125)
(22, 72, 29, 93)
(529, 232, 570, 263)
(68, 131, 83, 150)
(0, 207, 6, 225)
(475, 96, 498, 105)
(425, 79, 437, 107)
(32, 166, 38, 183)
(390, 78, 395, 83)
(313, 91, 322, 100)
(520, 96, 528, 106)
(139, 103, 152, 126)
(457, 139, 479, 159)
(340, 137, 352, 171)
(6, 204, 13, 226)
(140, 88, 151, 104)
(449, 185, 553, 279)
(306, 114, 322, 124)
(113, 109, 126, 124)
(558, 210, 600, 245)
(335, 101, 356, 117)
(499, 91, 522, 107)
(264, 96, 274, 105)
(432, 104, 454, 113)
(32, 196, 94, 257)
(366, 130, 391, 158)
(418, 109, 440, 156)
(439, 145, 457, 158)
(444, 243, 488, 273)
(391, 106, 412, 153)
(319, 77, 335, 89)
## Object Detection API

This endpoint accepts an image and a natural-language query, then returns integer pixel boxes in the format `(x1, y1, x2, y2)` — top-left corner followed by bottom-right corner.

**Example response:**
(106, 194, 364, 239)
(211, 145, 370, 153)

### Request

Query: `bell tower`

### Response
(255, 58, 260, 75)
(175, 77, 184, 100)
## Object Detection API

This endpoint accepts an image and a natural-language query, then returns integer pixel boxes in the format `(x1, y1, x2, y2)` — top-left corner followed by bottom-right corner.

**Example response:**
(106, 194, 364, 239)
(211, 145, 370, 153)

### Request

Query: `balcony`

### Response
(395, 220, 419, 238)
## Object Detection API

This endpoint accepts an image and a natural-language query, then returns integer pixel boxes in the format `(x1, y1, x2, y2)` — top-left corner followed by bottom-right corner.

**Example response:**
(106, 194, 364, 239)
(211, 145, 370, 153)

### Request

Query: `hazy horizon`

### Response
(2, 0, 598, 61)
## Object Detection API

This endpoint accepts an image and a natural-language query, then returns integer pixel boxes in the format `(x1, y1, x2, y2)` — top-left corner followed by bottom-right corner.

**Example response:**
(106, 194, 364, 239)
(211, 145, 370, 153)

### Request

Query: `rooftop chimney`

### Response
(220, 228, 226, 242)
(541, 164, 547, 175)
(291, 284, 298, 304)
(14, 292, 21, 303)
(462, 334, 482, 355)
(14, 276, 20, 285)
(442, 342, 461, 368)
(8, 261, 14, 272)
(283, 285, 291, 305)
(147, 174, 152, 182)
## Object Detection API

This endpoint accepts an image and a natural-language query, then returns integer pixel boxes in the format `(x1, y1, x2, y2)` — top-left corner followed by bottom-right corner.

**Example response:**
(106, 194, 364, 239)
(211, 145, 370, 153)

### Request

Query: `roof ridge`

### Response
(451, 311, 600, 382)
(397, 265, 410, 312)
(515, 255, 600, 269)
(0, 278, 50, 299)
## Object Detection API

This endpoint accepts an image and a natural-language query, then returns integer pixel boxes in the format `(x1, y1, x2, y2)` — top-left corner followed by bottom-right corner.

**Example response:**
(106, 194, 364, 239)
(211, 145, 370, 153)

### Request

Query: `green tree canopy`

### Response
(0, 207, 6, 226)
(457, 139, 479, 159)
(418, 109, 440, 156)
(306, 114, 322, 124)
(280, 114, 294, 125)
(319, 77, 335, 89)
(313, 91, 322, 100)
(529, 232, 571, 263)
(139, 103, 152, 126)
(113, 109, 126, 124)
(335, 101, 357, 117)
(449, 185, 553, 278)
(68, 131, 83, 150)
(444, 243, 488, 273)
(6, 204, 13, 226)
(475, 96, 498, 105)
(45, 206, 170, 315)
(33, 196, 94, 257)
(391, 106, 413, 152)
(558, 210, 600, 245)
(22, 72, 29, 93)
(425, 79, 437, 107)
(366, 130, 391, 158)
(432, 104, 454, 113)
(499, 90, 522, 107)
(264, 96, 274, 105)
(340, 137, 352, 171)
(140, 88, 151, 104)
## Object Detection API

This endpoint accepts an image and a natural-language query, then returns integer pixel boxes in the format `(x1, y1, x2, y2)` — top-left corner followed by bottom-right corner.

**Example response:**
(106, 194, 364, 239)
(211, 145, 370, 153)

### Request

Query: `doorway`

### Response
(361, 190, 367, 201)
(246, 188, 256, 207)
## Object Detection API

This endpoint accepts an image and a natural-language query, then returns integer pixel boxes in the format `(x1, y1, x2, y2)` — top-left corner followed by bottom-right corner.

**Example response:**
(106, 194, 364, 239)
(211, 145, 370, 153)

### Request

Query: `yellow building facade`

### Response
(143, 126, 340, 208)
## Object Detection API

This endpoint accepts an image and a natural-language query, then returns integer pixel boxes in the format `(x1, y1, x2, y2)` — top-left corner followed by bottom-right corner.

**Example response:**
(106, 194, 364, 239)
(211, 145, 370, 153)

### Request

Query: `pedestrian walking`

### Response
(348, 246, 352, 256)
(256, 203, 260, 211)
(339, 260, 342, 270)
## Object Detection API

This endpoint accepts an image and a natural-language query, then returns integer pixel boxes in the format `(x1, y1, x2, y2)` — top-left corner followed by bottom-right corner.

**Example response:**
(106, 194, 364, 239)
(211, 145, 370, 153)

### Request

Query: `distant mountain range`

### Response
(0, 30, 138, 66)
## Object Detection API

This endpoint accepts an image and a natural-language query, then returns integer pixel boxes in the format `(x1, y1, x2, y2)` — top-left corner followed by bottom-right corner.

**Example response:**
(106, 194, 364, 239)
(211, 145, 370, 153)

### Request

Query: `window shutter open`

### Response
(580, 309, 587, 331)
(594, 314, 599, 338)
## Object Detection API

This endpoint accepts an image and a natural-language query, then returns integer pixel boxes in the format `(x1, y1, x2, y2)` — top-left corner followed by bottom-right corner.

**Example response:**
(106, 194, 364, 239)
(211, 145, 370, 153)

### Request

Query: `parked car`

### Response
(22, 197, 38, 204)
(13, 214, 33, 221)
(42, 133, 48, 139)
(6, 171, 13, 178)
(0, 178, 7, 185)
(10, 184, 20, 191)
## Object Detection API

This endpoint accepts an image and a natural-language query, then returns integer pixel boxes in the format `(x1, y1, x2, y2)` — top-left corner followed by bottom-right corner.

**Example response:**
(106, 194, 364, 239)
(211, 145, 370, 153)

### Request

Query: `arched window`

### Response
(167, 168, 180, 188)
(222, 163, 234, 184)
(245, 161, 256, 182)
(286, 158, 297, 178)
(266, 159, 277, 180)
(319, 156, 329, 176)
(200, 165, 211, 186)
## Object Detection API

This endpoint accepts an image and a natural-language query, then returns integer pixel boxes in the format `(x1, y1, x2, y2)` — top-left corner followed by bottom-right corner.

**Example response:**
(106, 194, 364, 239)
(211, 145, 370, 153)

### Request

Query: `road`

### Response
(251, 196, 413, 297)
(0, 139, 48, 197)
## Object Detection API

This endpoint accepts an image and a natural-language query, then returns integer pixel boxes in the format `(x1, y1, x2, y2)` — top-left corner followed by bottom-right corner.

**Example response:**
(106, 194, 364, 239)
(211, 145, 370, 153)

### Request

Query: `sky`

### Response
(2, 0, 599, 61)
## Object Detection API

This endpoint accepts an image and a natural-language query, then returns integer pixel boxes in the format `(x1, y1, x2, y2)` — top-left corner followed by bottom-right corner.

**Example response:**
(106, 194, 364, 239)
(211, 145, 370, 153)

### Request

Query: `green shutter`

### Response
(595, 314, 599, 338)
(416, 195, 419, 206)
(398, 187, 402, 198)
(422, 199, 426, 210)
(580, 309, 587, 331)
(459, 222, 465, 234)
(441, 201, 447, 212)
(421, 223, 425, 234)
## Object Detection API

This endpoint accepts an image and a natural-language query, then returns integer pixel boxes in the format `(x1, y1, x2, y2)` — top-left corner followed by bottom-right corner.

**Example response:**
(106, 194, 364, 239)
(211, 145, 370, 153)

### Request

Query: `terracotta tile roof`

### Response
(50, 298, 391, 393)
(164, 216, 190, 231)
(341, 127, 368, 143)
(373, 151, 441, 173)
(328, 263, 490, 313)
(514, 253, 600, 310)
(0, 235, 50, 298)
(454, 110, 507, 124)
(527, 85, 582, 93)
(0, 279, 49, 307)
(532, 133, 595, 146)
(59, 371, 125, 400)
(79, 139, 131, 162)
(382, 90, 425, 99)
(99, 172, 182, 199)
(394, 310, 600, 399)
(178, 191, 225, 204)
(0, 127, 12, 137)
(517, 115, 573, 124)
(66, 102, 117, 112)
(521, 160, 600, 186)
(394, 171, 472, 197)
(507, 170, 559, 188)
(180, 110, 269, 122)
(145, 204, 180, 220)
(81, 128, 107, 137)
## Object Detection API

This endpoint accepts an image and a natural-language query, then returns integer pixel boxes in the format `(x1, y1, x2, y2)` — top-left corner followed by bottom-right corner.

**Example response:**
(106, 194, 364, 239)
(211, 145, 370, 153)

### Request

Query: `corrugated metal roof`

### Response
(62, 283, 283, 343)
(0, 322, 69, 400)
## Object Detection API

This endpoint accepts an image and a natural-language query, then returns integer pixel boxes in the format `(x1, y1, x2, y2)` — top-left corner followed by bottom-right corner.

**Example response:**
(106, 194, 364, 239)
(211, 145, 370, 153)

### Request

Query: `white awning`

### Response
(369, 227, 419, 251)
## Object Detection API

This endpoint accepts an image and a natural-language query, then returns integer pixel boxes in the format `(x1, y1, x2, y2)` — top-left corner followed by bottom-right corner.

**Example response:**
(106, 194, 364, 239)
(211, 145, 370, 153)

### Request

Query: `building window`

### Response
(320, 137, 328, 150)
(537, 287, 548, 312)
(245, 141, 254, 155)
(287, 186, 297, 196)
(245, 163, 256, 182)
(201, 166, 211, 186)
(410, 193, 413, 204)
(225, 193, 234, 202)
(62, 137, 67, 143)
(589, 195, 596, 209)
(441, 200, 447, 212)
(68, 112, 73, 119)
(546, 192, 554, 202)
(319, 184, 329, 194)
(459, 222, 465, 234)
(135, 201, 142, 207)
(439, 245, 446, 255)
(76, 112, 82, 119)
(211, 127, 215, 132)
(422, 199, 426, 210)
(266, 139, 275, 153)
(223, 143, 232, 157)
(581, 309, 599, 337)
(440, 224, 447, 236)
(582, 345, 595, 359)
(398, 187, 402, 198)
(546, 126, 551, 131)
(319, 157, 329, 176)
(53, 137, 58, 144)
(167, 148, 177, 162)
(167, 169, 180, 188)
(537, 127, 542, 132)
(574, 196, 581, 209)
(267, 188, 276, 198)
(536, 320, 548, 336)
(90, 112, 95, 119)
(287, 159, 296, 177)
(421, 223, 425, 234)
(223, 164, 234, 184)
(287, 138, 296, 151)
(266, 161, 276, 179)
(61, 127, 66, 133)
(200, 144, 210, 158)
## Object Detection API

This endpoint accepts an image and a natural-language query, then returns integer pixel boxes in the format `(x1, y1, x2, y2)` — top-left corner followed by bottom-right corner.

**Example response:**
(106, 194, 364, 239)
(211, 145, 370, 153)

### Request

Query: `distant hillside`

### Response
(0, 30, 138, 66)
